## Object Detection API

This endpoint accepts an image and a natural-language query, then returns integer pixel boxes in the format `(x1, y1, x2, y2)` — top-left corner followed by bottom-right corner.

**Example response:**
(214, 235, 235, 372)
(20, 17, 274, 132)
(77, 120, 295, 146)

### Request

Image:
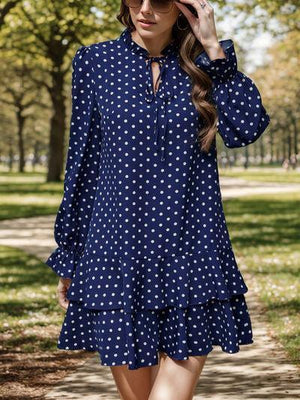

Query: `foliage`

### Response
(255, 30, 300, 159)
(0, 0, 299, 172)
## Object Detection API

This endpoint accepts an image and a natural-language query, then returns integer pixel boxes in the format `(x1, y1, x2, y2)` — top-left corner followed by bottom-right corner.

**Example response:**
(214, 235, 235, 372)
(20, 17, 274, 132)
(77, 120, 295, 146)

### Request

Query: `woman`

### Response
(45, 0, 270, 399)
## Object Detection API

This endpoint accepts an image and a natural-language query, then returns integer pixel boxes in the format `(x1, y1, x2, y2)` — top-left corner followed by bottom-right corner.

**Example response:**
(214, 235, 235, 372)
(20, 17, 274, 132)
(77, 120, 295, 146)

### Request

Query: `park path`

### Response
(0, 177, 299, 399)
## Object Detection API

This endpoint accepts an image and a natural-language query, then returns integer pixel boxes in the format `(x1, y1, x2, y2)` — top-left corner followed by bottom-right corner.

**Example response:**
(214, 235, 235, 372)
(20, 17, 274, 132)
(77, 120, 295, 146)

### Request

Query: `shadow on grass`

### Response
(0, 179, 63, 220)
(0, 247, 57, 290)
(0, 182, 63, 195)
(0, 204, 60, 220)
(266, 299, 300, 313)
(0, 247, 59, 325)
(0, 299, 58, 318)
(223, 197, 300, 248)
(3, 334, 58, 352)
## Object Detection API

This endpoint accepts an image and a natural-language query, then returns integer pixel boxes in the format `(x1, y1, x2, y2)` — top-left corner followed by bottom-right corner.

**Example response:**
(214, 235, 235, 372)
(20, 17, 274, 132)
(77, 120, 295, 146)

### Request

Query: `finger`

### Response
(176, 0, 205, 17)
(197, 0, 213, 9)
(59, 296, 69, 310)
(174, 1, 197, 24)
(174, 1, 195, 20)
(57, 289, 69, 310)
(59, 303, 68, 311)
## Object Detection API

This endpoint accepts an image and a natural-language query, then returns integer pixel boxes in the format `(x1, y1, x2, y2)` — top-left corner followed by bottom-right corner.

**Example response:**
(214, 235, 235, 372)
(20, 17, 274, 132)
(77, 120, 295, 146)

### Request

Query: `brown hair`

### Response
(116, 2, 218, 153)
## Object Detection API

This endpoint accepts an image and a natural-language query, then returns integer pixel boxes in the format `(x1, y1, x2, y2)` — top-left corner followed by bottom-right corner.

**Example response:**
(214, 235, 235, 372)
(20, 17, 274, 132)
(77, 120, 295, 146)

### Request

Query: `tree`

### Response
(0, 0, 121, 181)
(257, 31, 300, 166)
(0, 0, 21, 28)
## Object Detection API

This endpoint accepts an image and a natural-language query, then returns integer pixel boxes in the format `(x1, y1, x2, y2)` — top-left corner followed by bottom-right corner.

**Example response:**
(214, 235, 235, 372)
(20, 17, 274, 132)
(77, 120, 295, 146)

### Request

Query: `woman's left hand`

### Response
(174, 0, 220, 49)
(57, 277, 72, 310)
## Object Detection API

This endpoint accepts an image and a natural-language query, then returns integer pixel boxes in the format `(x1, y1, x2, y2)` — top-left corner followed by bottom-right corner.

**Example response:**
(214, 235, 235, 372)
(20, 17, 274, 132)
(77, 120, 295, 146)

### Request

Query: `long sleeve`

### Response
(45, 45, 102, 278)
(195, 39, 270, 148)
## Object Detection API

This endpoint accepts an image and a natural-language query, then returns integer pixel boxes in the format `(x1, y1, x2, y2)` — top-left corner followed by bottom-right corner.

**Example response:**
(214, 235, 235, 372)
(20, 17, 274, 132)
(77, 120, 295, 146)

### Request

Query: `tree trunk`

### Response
(282, 136, 287, 161)
(253, 140, 258, 164)
(287, 133, 292, 161)
(32, 140, 40, 170)
(260, 138, 264, 165)
(232, 150, 237, 166)
(16, 109, 25, 172)
(8, 140, 14, 171)
(243, 146, 249, 169)
(269, 130, 274, 164)
(47, 71, 66, 182)
(275, 138, 280, 164)
(292, 117, 298, 160)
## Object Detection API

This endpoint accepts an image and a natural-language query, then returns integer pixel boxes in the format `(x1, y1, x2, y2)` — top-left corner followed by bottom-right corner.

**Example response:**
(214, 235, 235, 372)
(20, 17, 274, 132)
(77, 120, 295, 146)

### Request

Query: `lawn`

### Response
(0, 172, 62, 220)
(0, 246, 61, 351)
(223, 191, 300, 365)
(0, 245, 93, 399)
(219, 166, 300, 183)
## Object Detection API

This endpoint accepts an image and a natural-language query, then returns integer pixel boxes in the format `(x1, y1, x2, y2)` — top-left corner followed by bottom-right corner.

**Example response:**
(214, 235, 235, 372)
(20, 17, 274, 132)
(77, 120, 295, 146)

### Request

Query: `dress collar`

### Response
(119, 26, 179, 59)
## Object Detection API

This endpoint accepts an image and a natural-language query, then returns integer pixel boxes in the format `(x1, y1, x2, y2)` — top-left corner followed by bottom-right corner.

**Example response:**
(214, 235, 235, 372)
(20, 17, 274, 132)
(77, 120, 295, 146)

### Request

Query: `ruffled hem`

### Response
(66, 247, 248, 312)
(57, 296, 253, 370)
(45, 245, 84, 278)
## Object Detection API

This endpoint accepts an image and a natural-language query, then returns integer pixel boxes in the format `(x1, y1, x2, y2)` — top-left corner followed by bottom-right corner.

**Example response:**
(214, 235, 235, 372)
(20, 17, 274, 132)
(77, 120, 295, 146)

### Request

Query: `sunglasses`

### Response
(123, 0, 175, 13)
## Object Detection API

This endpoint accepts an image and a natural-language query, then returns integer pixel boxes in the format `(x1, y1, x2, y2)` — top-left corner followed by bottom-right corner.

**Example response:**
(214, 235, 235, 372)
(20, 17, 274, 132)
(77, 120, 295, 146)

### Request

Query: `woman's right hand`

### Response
(56, 277, 72, 310)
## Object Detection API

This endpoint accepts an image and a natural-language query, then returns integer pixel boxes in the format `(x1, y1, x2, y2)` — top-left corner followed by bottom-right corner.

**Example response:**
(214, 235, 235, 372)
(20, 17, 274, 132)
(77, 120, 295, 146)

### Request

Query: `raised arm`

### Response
(195, 39, 271, 148)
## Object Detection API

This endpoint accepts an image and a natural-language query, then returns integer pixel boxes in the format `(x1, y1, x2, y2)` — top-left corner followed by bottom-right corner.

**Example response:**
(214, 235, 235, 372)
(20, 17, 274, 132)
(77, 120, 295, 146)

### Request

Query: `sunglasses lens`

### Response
(124, 0, 173, 12)
(151, 0, 173, 12)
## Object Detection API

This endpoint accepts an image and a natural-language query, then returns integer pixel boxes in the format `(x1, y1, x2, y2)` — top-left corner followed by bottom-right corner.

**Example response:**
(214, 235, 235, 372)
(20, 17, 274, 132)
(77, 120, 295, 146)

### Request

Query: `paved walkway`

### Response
(218, 176, 300, 199)
(0, 177, 299, 399)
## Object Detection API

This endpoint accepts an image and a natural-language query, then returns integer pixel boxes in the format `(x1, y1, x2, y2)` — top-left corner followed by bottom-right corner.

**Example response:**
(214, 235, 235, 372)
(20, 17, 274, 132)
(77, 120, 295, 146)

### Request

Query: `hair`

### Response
(116, 1, 219, 153)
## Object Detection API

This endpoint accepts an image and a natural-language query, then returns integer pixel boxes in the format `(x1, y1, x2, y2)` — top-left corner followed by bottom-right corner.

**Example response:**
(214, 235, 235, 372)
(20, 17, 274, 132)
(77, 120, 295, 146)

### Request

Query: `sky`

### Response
(215, 4, 276, 74)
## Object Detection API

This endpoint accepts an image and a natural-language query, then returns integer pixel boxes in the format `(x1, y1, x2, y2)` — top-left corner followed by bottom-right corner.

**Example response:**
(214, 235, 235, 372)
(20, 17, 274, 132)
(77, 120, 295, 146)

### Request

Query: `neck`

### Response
(131, 29, 173, 57)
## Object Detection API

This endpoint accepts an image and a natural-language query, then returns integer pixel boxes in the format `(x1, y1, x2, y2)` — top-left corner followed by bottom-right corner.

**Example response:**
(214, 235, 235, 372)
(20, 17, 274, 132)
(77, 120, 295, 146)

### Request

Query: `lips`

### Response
(138, 19, 156, 24)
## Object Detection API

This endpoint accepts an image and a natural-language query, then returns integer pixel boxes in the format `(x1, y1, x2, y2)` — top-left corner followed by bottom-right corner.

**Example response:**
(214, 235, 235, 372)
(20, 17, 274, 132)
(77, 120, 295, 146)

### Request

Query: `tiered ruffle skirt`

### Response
(53, 247, 254, 370)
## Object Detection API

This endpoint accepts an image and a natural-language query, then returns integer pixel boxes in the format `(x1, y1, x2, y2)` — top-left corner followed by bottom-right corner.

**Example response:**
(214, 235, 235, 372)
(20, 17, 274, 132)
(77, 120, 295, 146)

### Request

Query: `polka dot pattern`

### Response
(58, 296, 253, 370)
(45, 27, 270, 370)
(66, 248, 249, 312)
(194, 38, 271, 147)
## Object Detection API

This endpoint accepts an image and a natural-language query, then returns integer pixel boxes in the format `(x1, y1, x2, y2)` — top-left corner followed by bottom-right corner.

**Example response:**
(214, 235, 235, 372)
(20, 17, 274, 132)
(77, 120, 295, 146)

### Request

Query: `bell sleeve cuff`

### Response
(195, 39, 271, 148)
(45, 245, 84, 279)
(194, 39, 237, 84)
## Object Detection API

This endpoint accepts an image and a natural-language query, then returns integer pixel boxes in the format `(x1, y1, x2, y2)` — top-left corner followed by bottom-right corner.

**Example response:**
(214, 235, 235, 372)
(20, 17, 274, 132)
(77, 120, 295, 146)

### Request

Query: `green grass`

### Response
(0, 246, 62, 353)
(223, 191, 300, 365)
(219, 167, 300, 183)
(0, 173, 63, 220)
(1, 168, 299, 220)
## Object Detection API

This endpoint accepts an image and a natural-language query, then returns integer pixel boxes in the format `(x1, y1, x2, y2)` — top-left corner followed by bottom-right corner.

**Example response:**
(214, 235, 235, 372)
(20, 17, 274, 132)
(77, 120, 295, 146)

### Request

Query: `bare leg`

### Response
(148, 352, 208, 400)
(109, 352, 165, 400)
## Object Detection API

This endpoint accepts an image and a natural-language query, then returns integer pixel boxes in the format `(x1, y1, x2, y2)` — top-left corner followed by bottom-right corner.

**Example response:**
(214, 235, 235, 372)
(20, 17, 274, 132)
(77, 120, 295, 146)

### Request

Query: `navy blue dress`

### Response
(45, 26, 270, 370)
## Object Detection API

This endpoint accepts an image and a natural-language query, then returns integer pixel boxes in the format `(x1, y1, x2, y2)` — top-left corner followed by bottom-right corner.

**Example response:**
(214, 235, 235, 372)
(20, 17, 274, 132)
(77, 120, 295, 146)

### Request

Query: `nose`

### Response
(140, 0, 153, 13)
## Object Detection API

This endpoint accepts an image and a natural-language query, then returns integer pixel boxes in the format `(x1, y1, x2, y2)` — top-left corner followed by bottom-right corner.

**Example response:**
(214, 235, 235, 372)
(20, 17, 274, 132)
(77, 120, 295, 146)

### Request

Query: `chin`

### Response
(136, 25, 162, 36)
